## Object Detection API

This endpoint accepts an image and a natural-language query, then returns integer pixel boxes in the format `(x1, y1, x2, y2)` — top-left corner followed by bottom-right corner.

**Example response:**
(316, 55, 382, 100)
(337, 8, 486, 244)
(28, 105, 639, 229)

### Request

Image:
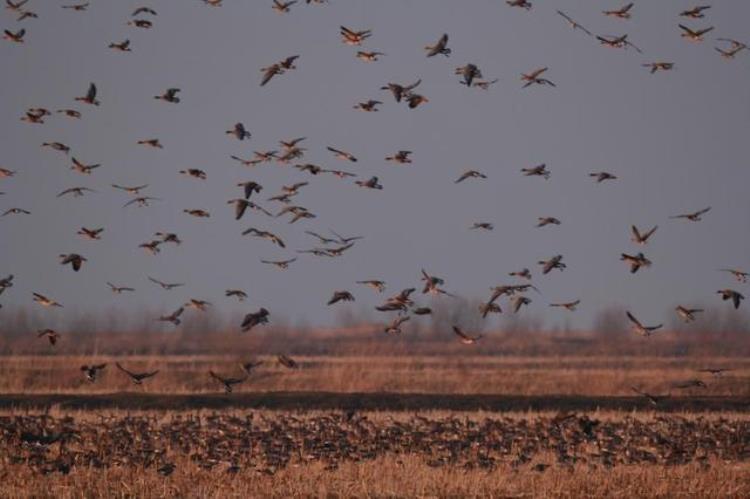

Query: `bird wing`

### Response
(626, 311, 642, 328)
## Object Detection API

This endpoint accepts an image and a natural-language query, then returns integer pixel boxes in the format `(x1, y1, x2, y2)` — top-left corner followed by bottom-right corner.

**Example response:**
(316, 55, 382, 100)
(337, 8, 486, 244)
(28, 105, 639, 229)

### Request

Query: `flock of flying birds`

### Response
(0, 1, 748, 391)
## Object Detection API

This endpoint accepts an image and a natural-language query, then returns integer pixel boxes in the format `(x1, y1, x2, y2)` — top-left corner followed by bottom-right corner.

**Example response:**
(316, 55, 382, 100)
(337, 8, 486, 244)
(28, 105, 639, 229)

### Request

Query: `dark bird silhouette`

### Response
(116, 362, 159, 384)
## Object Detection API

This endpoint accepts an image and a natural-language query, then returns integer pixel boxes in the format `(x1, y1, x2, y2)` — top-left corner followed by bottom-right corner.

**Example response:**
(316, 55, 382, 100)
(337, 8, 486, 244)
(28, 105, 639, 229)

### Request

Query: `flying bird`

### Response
(209, 370, 247, 393)
(75, 83, 100, 106)
(154, 88, 181, 103)
(241, 308, 270, 332)
(603, 3, 634, 19)
(621, 252, 651, 273)
(452, 325, 482, 345)
(59, 253, 87, 272)
(670, 207, 711, 221)
(679, 24, 714, 42)
(675, 306, 703, 323)
(116, 362, 159, 384)
(425, 34, 450, 57)
(631, 225, 658, 245)
(717, 289, 744, 309)
(327, 290, 355, 306)
(156, 307, 184, 326)
(626, 311, 663, 337)
(556, 10, 593, 36)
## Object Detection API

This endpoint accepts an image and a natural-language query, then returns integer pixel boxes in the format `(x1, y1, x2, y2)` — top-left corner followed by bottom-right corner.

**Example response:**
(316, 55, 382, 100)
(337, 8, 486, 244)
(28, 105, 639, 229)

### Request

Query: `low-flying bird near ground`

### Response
(425, 34, 450, 57)
(512, 295, 532, 313)
(679, 24, 714, 42)
(603, 3, 634, 19)
(621, 252, 651, 273)
(550, 300, 580, 311)
(626, 311, 663, 337)
(81, 364, 106, 382)
(277, 354, 298, 369)
(156, 307, 184, 326)
(631, 386, 668, 406)
(185, 299, 211, 312)
(452, 325, 482, 345)
(327, 290, 355, 306)
(209, 370, 247, 393)
(384, 316, 410, 335)
(675, 305, 704, 323)
(717, 289, 744, 309)
(33, 293, 62, 307)
(241, 308, 270, 332)
(670, 206, 711, 221)
(116, 362, 159, 384)
(697, 368, 733, 377)
(37, 329, 59, 346)
(557, 10, 593, 36)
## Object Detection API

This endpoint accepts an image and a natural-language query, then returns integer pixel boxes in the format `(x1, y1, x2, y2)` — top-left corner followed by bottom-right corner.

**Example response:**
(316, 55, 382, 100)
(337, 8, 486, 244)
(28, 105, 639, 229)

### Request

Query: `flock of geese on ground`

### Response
(0, 1, 748, 393)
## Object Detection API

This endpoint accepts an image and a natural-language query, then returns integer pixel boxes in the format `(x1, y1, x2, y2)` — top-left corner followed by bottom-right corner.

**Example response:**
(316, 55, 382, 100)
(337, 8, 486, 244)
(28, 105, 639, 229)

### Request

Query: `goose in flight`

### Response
(521, 67, 555, 88)
(42, 142, 71, 154)
(340, 26, 371, 46)
(3, 28, 25, 43)
(237, 180, 263, 199)
(127, 19, 152, 29)
(452, 325, 482, 345)
(719, 268, 748, 283)
(226, 122, 251, 140)
(107, 282, 134, 294)
(596, 34, 642, 53)
(642, 62, 674, 74)
(631, 225, 657, 245)
(603, 3, 634, 19)
(328, 290, 355, 306)
(276, 205, 316, 224)
(353, 100, 381, 112)
(57, 109, 82, 119)
(225, 289, 248, 301)
(0, 167, 17, 178)
(0, 275, 13, 293)
(132, 7, 158, 16)
(75, 83, 100, 106)
(425, 34, 450, 57)
(62, 3, 89, 11)
(139, 240, 161, 255)
(509, 268, 532, 280)
(277, 354, 298, 369)
(116, 362, 159, 384)
(717, 289, 744, 309)
(356, 51, 385, 62)
(179, 168, 206, 180)
(537, 217, 561, 228)
(81, 363, 107, 382)
(272, 0, 297, 13)
(2, 207, 31, 216)
(124, 196, 160, 208)
(479, 302, 502, 317)
(473, 79, 499, 90)
(281, 182, 308, 195)
(154, 88, 181, 103)
(327, 146, 357, 162)
(512, 295, 532, 313)
(185, 299, 211, 312)
(241, 308, 270, 332)
(305, 231, 338, 245)
(324, 168, 357, 179)
(77, 227, 103, 240)
(210, 370, 247, 393)
(242, 227, 285, 248)
(406, 93, 429, 109)
(679, 24, 713, 42)
(137, 138, 163, 148)
(455, 63, 482, 87)
(675, 306, 703, 323)
(455, 170, 487, 183)
(550, 299, 580, 311)
(21, 108, 49, 124)
(156, 307, 184, 326)
(413, 307, 432, 316)
(155, 232, 181, 245)
(626, 311, 663, 337)
(57, 187, 95, 198)
(261, 257, 296, 269)
(521, 164, 550, 179)
(385, 316, 410, 335)
(386, 151, 412, 164)
(589, 171, 617, 182)
(241, 360, 263, 375)
(357, 280, 386, 292)
(697, 367, 732, 377)
(506, 0, 531, 10)
(680, 6, 711, 18)
(715, 39, 747, 59)
(33, 292, 62, 307)
(556, 11, 593, 36)
(538, 255, 566, 275)
(471, 222, 494, 231)
(37, 329, 60, 346)
(232, 200, 273, 220)
(380, 79, 421, 103)
(148, 276, 184, 290)
(376, 288, 416, 312)
(5, 0, 29, 13)
(71, 157, 101, 175)
(109, 39, 131, 52)
(232, 151, 276, 166)
(670, 206, 710, 221)
(112, 184, 148, 195)
(59, 253, 87, 272)
(355, 176, 383, 190)
(183, 209, 210, 218)
(621, 252, 651, 273)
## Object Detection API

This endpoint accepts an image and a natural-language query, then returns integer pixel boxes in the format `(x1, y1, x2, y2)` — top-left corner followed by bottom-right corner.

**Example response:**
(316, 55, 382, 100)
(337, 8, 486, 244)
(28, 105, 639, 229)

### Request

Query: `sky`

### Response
(1, 0, 749, 332)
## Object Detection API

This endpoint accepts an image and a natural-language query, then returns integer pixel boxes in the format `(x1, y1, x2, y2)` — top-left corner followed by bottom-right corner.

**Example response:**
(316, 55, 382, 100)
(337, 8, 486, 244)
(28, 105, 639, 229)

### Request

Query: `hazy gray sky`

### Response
(1, 0, 749, 331)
